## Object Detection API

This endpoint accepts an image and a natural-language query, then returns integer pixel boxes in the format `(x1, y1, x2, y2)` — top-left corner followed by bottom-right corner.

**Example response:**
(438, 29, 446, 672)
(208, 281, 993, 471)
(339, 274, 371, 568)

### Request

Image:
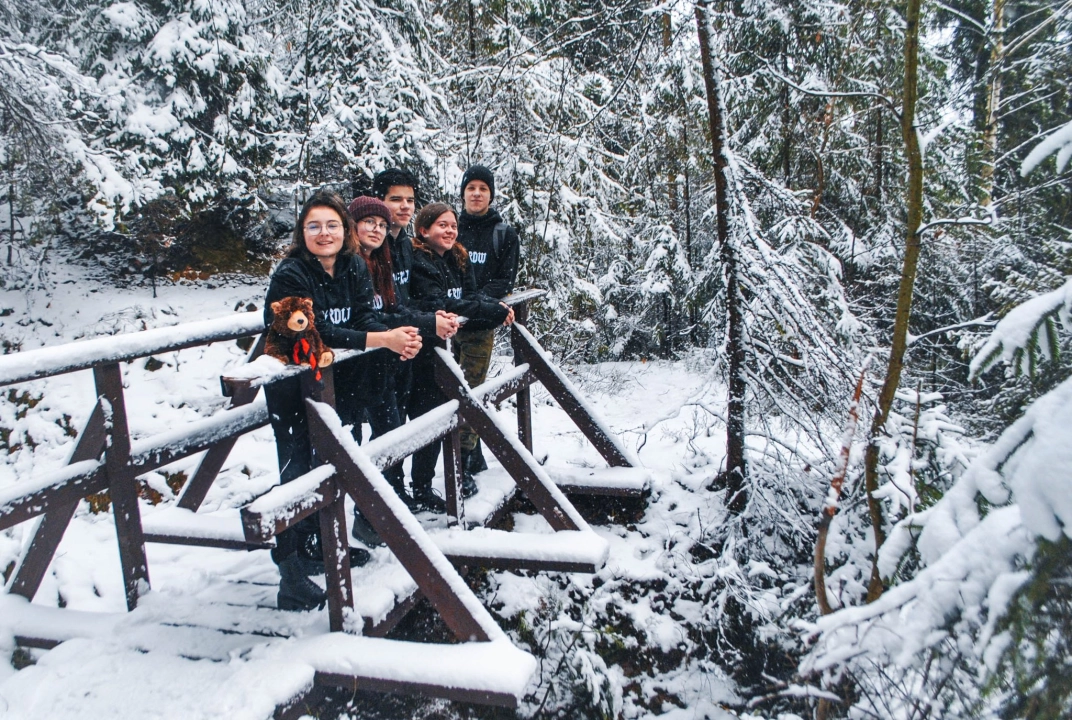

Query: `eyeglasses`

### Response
(304, 221, 343, 235)
(359, 218, 389, 232)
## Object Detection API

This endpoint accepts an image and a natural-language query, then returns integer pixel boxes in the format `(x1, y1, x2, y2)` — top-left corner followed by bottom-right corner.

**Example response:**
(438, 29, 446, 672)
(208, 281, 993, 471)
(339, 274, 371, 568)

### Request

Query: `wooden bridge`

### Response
(0, 292, 649, 716)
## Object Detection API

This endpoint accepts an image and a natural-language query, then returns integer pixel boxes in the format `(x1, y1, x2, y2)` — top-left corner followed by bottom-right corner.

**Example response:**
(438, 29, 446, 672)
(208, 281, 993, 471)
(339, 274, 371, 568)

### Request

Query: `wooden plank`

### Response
(314, 672, 518, 708)
(362, 589, 423, 638)
(442, 554, 597, 574)
(318, 479, 353, 634)
(141, 532, 272, 551)
(511, 323, 633, 467)
(129, 399, 269, 475)
(95, 363, 150, 610)
(361, 401, 459, 471)
(305, 404, 493, 644)
(477, 364, 537, 407)
(443, 428, 462, 527)
(0, 461, 105, 533)
(0, 313, 265, 387)
(177, 384, 260, 511)
(240, 466, 336, 543)
(433, 352, 580, 533)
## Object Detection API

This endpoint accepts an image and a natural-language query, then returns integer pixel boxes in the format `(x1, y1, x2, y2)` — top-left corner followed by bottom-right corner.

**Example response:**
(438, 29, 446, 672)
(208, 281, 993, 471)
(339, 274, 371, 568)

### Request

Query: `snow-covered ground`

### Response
(0, 263, 752, 719)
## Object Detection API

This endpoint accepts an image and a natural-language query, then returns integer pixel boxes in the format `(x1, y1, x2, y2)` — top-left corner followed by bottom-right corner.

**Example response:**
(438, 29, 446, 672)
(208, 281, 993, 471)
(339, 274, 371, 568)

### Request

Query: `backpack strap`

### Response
(492, 222, 508, 258)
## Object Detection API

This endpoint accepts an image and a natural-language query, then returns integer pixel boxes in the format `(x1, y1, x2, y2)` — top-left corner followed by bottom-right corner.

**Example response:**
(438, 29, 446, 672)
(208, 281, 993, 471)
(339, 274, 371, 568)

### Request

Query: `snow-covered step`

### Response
(429, 527, 609, 573)
(143, 506, 274, 550)
(545, 465, 652, 497)
(303, 635, 537, 707)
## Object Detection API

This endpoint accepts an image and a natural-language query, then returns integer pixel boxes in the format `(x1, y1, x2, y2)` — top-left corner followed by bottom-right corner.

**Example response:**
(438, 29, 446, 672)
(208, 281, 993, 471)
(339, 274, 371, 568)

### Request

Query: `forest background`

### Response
(1, 0, 1072, 717)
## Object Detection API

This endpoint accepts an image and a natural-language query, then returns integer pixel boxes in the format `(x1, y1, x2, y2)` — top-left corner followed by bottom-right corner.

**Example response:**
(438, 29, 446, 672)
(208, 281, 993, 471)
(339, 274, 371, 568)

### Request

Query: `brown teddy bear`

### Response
(265, 297, 334, 381)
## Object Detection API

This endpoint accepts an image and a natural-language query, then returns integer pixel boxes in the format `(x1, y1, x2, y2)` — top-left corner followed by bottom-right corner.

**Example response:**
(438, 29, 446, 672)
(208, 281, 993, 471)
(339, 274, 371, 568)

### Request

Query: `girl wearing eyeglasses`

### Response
(263, 191, 421, 611)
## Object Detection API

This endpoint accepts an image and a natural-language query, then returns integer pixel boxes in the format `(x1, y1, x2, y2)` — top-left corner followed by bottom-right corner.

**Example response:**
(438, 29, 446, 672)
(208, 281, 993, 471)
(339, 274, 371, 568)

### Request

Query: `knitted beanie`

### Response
(460, 165, 495, 201)
(347, 195, 392, 225)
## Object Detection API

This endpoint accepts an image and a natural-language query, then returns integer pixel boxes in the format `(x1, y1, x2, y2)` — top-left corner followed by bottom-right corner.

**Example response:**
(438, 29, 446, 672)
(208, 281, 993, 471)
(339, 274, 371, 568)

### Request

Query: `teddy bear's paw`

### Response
(320, 351, 334, 367)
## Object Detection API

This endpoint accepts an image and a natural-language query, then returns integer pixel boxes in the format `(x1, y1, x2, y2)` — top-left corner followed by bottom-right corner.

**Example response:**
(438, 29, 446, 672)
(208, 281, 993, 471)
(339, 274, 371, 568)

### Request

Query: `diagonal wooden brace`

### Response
(432, 349, 582, 533)
(306, 402, 493, 643)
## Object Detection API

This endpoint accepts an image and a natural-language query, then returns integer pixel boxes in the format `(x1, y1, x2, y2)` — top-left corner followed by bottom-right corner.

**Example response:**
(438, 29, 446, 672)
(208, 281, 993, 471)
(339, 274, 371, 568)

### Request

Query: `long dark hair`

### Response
(413, 202, 469, 270)
(357, 224, 397, 310)
(286, 192, 358, 264)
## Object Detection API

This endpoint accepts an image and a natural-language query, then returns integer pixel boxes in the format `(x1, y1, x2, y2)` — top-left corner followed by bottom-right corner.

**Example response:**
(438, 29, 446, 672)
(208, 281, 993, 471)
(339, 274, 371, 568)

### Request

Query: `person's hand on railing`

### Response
(500, 303, 516, 326)
(369, 327, 422, 360)
(435, 310, 460, 340)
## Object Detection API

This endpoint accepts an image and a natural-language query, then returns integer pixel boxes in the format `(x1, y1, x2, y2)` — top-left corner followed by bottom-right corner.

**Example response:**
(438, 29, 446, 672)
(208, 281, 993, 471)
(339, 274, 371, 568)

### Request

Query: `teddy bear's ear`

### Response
(300, 298, 314, 312)
(270, 300, 283, 315)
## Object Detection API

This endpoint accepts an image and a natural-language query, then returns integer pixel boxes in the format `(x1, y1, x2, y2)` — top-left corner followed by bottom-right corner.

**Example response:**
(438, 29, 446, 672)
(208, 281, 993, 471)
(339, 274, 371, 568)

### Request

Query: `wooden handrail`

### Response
(0, 313, 265, 387)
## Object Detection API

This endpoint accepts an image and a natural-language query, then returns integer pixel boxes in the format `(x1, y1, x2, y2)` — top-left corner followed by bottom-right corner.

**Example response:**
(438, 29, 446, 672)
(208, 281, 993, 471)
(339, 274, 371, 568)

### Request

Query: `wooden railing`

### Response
(0, 290, 648, 709)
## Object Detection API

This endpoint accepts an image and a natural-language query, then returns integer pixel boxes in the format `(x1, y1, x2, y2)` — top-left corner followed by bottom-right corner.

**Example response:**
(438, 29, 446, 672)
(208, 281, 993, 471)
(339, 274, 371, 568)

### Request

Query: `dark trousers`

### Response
(408, 351, 445, 491)
(264, 377, 319, 563)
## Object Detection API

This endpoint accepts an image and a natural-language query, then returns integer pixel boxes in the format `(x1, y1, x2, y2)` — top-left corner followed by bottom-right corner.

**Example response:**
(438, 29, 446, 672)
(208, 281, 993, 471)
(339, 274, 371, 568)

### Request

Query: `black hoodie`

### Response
(409, 245, 508, 333)
(457, 208, 519, 300)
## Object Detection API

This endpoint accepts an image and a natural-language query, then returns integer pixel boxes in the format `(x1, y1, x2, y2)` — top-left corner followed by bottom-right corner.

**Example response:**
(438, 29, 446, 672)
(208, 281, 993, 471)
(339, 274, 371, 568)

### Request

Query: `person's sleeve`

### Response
(379, 306, 438, 338)
(409, 253, 450, 313)
(479, 226, 520, 299)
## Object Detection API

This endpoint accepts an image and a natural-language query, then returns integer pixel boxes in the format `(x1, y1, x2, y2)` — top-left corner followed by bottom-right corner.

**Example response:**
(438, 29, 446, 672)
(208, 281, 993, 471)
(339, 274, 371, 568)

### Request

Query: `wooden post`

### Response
(510, 321, 533, 453)
(95, 363, 150, 610)
(443, 428, 463, 526)
(318, 479, 353, 633)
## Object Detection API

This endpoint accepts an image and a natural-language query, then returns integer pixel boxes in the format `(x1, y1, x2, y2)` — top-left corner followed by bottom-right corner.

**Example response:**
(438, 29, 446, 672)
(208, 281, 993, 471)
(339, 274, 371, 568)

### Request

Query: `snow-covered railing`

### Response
(0, 290, 652, 713)
(0, 312, 264, 386)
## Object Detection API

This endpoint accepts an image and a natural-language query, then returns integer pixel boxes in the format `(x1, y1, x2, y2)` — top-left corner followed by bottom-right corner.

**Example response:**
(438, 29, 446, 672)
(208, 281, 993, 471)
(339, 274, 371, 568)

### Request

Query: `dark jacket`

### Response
(409, 246, 509, 333)
(457, 208, 519, 299)
(265, 253, 387, 350)
(387, 227, 416, 305)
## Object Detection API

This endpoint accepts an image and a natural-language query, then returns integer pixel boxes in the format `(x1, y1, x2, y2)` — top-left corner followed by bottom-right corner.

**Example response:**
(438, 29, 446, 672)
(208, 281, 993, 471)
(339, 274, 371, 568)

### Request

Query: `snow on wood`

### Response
(544, 466, 651, 496)
(0, 313, 265, 386)
(435, 348, 593, 532)
(222, 348, 364, 388)
(472, 363, 533, 403)
(308, 400, 507, 642)
(142, 507, 264, 546)
(502, 288, 547, 306)
(512, 324, 641, 466)
(429, 527, 608, 569)
(287, 635, 537, 699)
(0, 459, 103, 530)
(241, 465, 336, 541)
(361, 400, 460, 470)
(130, 398, 269, 467)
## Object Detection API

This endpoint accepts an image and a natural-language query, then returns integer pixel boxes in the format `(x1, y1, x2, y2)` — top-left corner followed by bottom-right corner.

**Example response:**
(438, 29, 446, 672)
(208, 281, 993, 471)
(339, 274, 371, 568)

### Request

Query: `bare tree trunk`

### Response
(980, 0, 1004, 206)
(696, 0, 746, 512)
(862, 0, 924, 603)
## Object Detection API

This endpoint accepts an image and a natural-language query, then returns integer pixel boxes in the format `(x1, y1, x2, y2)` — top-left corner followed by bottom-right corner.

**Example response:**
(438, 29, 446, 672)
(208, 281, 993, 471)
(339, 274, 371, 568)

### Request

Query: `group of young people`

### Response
(263, 166, 521, 611)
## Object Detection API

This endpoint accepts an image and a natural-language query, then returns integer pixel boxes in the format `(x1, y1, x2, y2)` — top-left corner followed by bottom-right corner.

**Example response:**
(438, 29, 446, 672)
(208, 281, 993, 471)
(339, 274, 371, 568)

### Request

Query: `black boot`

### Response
(277, 553, 327, 612)
(467, 442, 488, 474)
(300, 528, 372, 573)
(410, 485, 446, 513)
(351, 509, 385, 547)
(461, 468, 478, 499)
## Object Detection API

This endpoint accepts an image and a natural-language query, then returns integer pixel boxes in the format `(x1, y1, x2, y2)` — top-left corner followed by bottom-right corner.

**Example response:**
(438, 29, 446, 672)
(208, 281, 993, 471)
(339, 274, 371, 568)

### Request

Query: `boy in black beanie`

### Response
(455, 165, 521, 491)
